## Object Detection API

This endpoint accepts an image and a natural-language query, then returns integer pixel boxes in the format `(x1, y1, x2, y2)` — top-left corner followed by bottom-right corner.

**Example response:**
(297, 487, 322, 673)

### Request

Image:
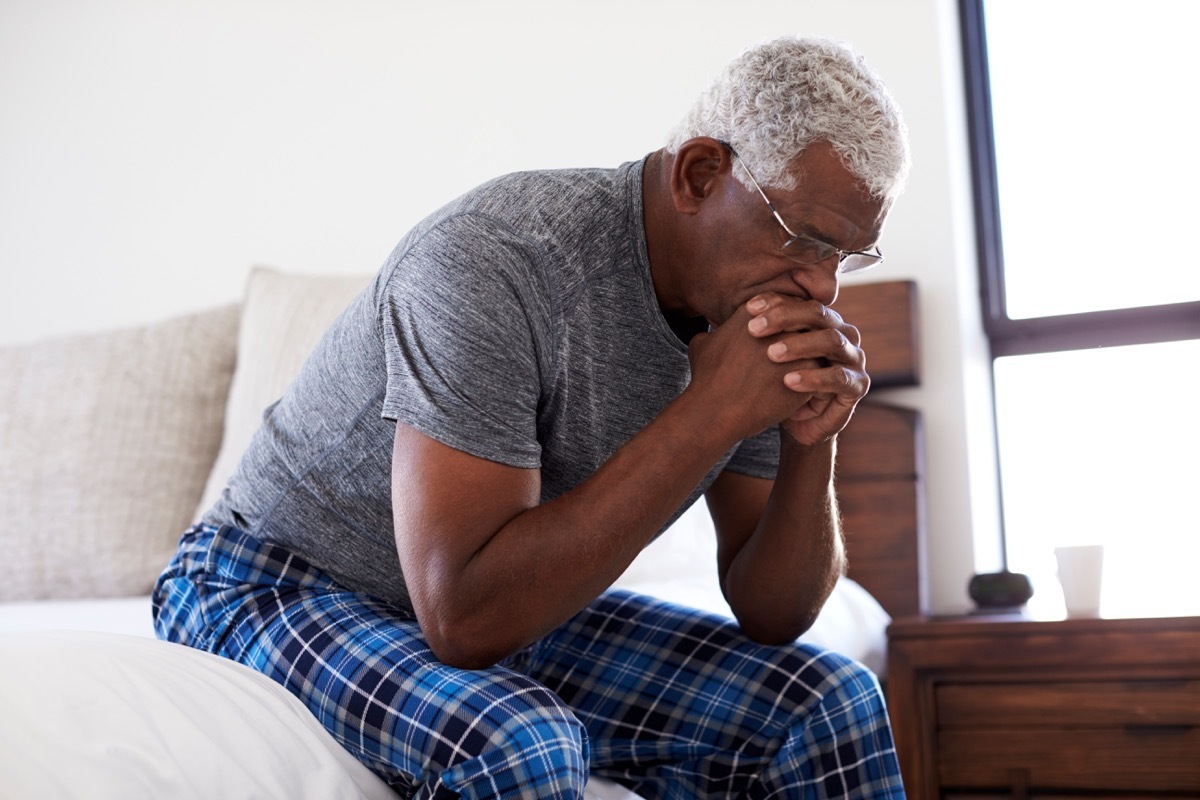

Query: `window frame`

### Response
(958, 0, 1200, 359)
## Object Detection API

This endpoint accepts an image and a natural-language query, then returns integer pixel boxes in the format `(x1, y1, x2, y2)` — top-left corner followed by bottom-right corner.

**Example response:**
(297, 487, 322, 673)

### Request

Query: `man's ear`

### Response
(669, 137, 732, 214)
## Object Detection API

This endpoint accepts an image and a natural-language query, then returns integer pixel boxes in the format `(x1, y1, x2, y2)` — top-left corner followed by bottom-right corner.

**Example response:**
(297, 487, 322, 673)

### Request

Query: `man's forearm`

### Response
(721, 433, 846, 644)
(403, 386, 746, 669)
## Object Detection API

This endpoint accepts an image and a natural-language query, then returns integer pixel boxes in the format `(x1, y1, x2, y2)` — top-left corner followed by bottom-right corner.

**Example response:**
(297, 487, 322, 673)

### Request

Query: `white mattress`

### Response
(0, 501, 891, 673)
(0, 594, 158, 637)
(0, 576, 887, 671)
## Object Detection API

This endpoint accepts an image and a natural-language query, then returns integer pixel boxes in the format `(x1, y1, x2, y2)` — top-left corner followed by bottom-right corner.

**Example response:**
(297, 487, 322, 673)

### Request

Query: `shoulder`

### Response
(389, 163, 636, 280)
(466, 165, 633, 230)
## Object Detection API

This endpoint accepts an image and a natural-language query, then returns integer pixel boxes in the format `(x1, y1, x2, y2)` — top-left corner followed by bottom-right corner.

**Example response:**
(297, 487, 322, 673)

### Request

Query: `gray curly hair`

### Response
(666, 35, 910, 201)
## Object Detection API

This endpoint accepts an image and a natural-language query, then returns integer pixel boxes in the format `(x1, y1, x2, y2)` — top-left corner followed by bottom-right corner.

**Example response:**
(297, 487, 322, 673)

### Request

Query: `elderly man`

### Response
(155, 34, 910, 799)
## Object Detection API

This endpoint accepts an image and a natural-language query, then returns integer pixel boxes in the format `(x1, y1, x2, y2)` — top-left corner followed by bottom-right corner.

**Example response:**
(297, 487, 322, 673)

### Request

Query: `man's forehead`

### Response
(775, 161, 889, 247)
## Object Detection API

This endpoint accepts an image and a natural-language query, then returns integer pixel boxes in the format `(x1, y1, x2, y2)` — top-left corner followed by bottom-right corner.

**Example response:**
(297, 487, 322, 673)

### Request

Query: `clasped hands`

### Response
(687, 292, 869, 447)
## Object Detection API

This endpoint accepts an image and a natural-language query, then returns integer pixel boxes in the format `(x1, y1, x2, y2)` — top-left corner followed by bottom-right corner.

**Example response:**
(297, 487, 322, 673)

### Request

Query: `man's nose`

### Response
(790, 261, 839, 307)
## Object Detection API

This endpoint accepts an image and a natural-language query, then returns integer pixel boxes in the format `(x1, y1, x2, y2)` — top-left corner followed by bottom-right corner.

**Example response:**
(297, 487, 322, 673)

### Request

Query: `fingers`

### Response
(784, 363, 870, 399)
(765, 328, 849, 366)
(746, 293, 860, 346)
(689, 293, 870, 442)
(746, 291, 863, 363)
(744, 292, 870, 407)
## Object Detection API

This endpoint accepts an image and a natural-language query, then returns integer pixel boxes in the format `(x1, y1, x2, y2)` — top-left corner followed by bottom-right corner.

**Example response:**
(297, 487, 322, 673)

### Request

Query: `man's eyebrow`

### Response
(793, 220, 844, 248)
(795, 217, 880, 252)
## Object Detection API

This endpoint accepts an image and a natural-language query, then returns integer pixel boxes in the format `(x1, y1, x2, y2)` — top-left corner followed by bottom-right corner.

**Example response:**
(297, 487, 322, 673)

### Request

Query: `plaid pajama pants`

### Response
(153, 524, 905, 799)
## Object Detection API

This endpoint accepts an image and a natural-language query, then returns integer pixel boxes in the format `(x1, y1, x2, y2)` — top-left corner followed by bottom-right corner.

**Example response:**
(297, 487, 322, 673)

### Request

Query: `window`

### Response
(960, 0, 1200, 617)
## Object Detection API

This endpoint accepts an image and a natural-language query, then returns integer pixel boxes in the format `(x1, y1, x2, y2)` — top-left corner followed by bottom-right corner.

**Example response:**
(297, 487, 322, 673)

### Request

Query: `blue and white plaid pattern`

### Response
(154, 525, 905, 799)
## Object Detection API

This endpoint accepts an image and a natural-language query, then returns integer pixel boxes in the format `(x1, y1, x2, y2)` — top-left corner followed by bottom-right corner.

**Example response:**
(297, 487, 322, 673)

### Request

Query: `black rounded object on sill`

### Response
(968, 570, 1034, 610)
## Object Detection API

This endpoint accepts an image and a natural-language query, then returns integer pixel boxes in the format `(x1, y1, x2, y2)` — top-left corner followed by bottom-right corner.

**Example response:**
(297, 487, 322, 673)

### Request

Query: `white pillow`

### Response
(615, 502, 892, 676)
(0, 306, 239, 601)
(0, 631, 397, 800)
(195, 267, 373, 517)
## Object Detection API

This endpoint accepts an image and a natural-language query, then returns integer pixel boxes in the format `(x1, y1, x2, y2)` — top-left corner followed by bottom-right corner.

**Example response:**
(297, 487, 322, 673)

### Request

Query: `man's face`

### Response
(686, 141, 890, 326)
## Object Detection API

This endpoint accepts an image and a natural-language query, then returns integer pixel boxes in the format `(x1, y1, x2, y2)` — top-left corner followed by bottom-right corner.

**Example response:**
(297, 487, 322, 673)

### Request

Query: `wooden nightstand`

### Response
(886, 614, 1200, 799)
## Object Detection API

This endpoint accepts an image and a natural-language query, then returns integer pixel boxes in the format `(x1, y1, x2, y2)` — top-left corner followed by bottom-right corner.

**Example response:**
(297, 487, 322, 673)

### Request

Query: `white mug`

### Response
(1054, 545, 1104, 617)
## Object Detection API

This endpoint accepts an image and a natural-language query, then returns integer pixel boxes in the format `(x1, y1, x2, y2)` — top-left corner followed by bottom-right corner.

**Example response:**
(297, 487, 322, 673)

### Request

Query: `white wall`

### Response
(0, 0, 997, 614)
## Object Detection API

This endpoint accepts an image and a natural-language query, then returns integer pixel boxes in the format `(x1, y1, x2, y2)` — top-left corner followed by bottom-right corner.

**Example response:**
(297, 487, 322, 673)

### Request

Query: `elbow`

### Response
(727, 575, 837, 646)
(429, 641, 505, 671)
(406, 575, 522, 669)
(428, 636, 513, 671)
(736, 608, 820, 647)
(418, 605, 521, 671)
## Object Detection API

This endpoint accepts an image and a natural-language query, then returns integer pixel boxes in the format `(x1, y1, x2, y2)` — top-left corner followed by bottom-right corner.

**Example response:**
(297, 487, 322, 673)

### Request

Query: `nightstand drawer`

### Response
(935, 680, 1200, 792)
(937, 680, 1200, 727)
(938, 727, 1200, 792)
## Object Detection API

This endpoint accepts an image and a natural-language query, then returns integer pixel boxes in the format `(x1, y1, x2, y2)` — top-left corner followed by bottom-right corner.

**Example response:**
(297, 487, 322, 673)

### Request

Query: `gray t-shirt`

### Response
(203, 158, 779, 611)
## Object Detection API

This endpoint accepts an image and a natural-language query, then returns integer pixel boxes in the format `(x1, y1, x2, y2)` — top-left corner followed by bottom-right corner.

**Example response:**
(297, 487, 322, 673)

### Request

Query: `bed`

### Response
(0, 276, 925, 799)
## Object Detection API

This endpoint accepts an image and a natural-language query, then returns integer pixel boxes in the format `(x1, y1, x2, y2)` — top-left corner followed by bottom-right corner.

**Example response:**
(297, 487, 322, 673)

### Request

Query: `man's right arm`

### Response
(391, 385, 731, 669)
(391, 300, 807, 669)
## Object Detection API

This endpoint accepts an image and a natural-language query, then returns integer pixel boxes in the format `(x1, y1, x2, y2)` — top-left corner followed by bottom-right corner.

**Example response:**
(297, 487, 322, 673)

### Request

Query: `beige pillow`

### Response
(195, 267, 373, 517)
(0, 305, 240, 601)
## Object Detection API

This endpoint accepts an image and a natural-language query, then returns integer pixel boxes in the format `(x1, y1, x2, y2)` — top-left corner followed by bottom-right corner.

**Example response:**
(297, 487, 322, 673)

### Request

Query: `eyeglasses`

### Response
(725, 145, 884, 274)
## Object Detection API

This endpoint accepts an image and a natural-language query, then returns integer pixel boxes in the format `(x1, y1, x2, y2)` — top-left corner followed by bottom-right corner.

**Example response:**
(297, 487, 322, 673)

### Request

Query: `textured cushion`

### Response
(195, 267, 373, 517)
(0, 306, 239, 601)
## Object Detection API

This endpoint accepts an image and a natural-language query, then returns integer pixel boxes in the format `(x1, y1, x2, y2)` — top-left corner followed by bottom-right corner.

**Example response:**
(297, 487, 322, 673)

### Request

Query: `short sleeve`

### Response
(723, 425, 780, 480)
(378, 214, 552, 469)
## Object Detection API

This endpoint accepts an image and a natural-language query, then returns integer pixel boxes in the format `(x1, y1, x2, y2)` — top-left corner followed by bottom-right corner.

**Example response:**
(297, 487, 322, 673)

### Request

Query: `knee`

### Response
(760, 644, 886, 718)
(783, 647, 892, 742)
(815, 650, 886, 710)
(497, 689, 590, 790)
(439, 685, 589, 798)
(754, 649, 902, 796)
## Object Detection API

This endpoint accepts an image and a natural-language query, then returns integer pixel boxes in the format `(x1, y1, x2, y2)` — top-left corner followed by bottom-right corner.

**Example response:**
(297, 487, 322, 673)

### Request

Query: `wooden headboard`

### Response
(831, 280, 927, 619)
